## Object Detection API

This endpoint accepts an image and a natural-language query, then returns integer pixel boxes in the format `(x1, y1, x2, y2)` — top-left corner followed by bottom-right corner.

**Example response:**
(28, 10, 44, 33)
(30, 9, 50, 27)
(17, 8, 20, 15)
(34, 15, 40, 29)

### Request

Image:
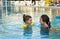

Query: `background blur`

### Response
(0, 0, 60, 39)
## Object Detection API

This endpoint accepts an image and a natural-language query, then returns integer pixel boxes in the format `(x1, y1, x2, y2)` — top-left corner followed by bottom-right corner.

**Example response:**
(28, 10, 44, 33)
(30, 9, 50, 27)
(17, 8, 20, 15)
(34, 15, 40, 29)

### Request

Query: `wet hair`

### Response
(41, 15, 51, 29)
(23, 14, 32, 23)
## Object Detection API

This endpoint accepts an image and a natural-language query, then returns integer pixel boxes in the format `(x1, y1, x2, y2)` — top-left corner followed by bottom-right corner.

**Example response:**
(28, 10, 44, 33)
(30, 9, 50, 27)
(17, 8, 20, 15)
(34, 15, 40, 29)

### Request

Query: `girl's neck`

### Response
(25, 23, 30, 26)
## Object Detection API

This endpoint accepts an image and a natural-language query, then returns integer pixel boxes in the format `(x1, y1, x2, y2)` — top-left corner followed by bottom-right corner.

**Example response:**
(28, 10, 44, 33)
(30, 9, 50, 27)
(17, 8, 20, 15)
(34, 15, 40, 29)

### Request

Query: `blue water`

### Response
(0, 17, 60, 39)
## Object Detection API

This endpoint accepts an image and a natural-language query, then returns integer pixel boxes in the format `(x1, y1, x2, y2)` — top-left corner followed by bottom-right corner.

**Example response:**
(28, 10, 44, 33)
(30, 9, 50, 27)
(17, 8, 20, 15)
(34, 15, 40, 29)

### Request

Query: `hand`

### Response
(50, 28, 56, 32)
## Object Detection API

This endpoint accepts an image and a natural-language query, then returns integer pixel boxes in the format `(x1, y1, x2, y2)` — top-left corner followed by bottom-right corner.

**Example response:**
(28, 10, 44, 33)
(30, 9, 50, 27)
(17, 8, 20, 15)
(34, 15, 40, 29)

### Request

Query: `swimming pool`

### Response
(0, 14, 60, 39)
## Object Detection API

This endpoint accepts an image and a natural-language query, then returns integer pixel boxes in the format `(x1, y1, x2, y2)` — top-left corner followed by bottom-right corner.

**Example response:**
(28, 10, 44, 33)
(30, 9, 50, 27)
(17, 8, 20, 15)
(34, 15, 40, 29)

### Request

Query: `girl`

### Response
(40, 15, 51, 35)
(22, 14, 34, 36)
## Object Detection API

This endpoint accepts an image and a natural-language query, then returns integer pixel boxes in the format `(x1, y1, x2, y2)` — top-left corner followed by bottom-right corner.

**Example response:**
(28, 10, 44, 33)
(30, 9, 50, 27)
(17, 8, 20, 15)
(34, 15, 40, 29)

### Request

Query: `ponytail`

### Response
(23, 14, 26, 22)
(48, 21, 51, 29)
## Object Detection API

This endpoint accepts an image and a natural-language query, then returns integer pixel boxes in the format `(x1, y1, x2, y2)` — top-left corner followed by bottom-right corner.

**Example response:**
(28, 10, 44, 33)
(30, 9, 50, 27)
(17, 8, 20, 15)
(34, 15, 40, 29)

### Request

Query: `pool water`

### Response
(0, 25, 60, 39)
(0, 14, 60, 39)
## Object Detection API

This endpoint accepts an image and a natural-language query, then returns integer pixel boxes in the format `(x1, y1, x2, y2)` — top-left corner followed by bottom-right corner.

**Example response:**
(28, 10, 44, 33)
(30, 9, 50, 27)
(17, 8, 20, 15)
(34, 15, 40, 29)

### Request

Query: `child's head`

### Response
(40, 15, 51, 28)
(23, 14, 32, 25)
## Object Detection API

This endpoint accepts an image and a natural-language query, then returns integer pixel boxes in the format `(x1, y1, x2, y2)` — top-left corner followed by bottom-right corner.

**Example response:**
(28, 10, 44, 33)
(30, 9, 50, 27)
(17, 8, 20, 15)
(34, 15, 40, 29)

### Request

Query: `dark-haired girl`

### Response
(40, 15, 51, 35)
(22, 14, 34, 36)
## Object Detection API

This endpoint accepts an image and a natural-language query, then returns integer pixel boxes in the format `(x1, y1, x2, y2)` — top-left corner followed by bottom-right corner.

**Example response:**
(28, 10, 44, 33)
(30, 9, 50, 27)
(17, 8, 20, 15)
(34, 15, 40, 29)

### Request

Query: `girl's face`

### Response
(40, 17, 44, 24)
(26, 18, 32, 25)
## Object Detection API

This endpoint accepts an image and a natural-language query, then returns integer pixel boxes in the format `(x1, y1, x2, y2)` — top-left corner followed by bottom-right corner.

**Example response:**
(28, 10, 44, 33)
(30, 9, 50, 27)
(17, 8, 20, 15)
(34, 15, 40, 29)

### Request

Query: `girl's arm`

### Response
(17, 25, 27, 29)
(50, 26, 56, 32)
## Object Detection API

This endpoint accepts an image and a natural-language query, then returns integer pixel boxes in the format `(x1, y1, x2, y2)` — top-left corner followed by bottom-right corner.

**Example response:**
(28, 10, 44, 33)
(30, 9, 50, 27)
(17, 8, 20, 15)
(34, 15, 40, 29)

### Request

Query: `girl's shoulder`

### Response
(21, 24, 27, 28)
